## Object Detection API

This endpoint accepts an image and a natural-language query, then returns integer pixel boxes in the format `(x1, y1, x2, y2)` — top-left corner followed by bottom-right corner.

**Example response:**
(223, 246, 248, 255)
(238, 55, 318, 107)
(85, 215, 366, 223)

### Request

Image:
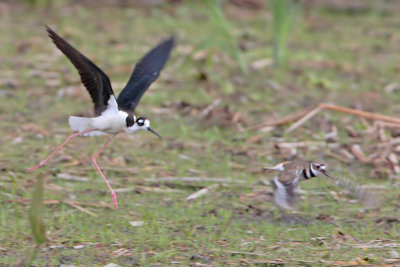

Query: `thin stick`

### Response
(250, 107, 313, 129)
(143, 177, 246, 184)
(321, 103, 400, 124)
(375, 137, 400, 148)
(63, 200, 98, 217)
(276, 141, 327, 149)
(186, 184, 219, 201)
(285, 106, 322, 133)
(114, 186, 182, 193)
(253, 103, 400, 133)
(325, 151, 351, 163)
(7, 199, 113, 208)
(287, 103, 400, 133)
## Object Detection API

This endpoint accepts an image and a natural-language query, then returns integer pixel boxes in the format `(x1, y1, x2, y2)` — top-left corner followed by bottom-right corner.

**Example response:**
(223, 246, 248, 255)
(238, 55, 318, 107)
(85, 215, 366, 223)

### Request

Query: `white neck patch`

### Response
(310, 164, 324, 177)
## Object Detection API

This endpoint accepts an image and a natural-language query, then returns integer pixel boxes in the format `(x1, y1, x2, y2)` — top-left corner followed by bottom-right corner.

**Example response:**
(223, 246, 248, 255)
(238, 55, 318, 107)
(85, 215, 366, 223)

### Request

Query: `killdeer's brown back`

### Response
(276, 162, 309, 185)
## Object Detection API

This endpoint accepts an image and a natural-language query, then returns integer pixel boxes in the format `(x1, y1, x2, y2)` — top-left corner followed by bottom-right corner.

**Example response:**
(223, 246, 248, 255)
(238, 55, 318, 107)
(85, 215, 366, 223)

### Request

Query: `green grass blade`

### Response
(272, 0, 299, 66)
(29, 176, 46, 245)
(205, 0, 249, 75)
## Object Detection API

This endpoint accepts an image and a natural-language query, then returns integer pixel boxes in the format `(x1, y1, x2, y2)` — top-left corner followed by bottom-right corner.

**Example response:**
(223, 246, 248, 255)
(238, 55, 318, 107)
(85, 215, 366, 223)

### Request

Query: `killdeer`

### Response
(28, 26, 174, 209)
(264, 162, 330, 210)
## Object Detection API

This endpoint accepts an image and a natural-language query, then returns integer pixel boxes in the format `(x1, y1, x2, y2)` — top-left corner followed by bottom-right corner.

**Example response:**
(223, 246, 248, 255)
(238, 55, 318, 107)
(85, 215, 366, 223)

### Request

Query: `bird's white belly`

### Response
(92, 112, 127, 134)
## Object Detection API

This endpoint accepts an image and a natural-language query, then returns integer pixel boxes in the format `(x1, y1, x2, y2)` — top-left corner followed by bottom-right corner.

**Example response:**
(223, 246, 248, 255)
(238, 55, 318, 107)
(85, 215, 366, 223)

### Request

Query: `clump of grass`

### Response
(272, 0, 300, 66)
(24, 0, 52, 8)
(204, 0, 249, 75)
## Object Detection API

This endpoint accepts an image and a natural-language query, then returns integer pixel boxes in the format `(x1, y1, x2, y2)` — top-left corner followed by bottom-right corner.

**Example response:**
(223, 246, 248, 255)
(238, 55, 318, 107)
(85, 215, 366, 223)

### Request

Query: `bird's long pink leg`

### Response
(91, 136, 118, 209)
(27, 128, 95, 173)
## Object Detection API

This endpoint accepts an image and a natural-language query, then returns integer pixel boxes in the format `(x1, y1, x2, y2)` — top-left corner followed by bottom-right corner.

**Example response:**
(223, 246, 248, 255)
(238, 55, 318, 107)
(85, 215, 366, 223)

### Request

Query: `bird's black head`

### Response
(136, 116, 148, 127)
(133, 116, 162, 139)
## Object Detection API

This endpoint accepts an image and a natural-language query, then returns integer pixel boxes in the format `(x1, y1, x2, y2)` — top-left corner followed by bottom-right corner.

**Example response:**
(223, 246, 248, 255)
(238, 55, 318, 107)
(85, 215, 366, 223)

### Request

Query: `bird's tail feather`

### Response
(263, 167, 276, 174)
(68, 116, 104, 136)
(263, 161, 289, 172)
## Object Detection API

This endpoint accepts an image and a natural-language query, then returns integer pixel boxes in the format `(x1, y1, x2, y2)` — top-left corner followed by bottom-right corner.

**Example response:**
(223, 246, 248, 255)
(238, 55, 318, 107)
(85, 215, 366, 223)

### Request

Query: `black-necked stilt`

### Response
(264, 162, 329, 210)
(28, 26, 174, 209)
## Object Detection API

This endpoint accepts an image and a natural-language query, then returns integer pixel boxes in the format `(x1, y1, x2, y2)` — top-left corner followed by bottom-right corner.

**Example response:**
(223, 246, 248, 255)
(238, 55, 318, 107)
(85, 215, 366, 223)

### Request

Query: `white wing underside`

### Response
(101, 95, 119, 115)
(273, 178, 294, 210)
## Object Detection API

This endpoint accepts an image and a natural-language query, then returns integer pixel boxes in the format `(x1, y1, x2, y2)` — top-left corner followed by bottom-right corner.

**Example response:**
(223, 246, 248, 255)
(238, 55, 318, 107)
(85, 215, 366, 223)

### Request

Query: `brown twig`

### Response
(63, 200, 98, 217)
(186, 184, 220, 201)
(285, 106, 322, 133)
(253, 103, 400, 132)
(8, 198, 113, 208)
(320, 103, 400, 124)
(250, 107, 313, 129)
(143, 177, 246, 184)
(114, 186, 182, 193)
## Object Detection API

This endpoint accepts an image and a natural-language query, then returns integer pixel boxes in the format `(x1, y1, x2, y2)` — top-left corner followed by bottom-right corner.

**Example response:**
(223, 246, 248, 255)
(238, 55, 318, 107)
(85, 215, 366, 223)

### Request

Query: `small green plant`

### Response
(28, 176, 46, 265)
(24, 0, 52, 8)
(272, 0, 300, 66)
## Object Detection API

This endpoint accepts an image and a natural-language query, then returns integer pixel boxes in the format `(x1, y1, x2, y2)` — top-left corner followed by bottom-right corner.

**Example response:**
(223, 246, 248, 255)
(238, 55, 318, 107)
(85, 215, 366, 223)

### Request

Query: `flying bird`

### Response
(28, 26, 174, 209)
(264, 162, 330, 210)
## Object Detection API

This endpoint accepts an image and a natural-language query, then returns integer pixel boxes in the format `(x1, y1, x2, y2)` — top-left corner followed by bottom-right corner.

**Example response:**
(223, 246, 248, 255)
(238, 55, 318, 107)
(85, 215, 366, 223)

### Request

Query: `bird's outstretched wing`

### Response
(46, 26, 115, 115)
(117, 36, 174, 113)
(273, 178, 296, 210)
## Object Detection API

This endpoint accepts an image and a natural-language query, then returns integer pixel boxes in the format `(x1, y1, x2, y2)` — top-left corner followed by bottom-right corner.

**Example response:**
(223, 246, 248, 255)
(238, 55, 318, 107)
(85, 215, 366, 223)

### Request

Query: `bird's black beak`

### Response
(148, 127, 162, 139)
(321, 169, 330, 177)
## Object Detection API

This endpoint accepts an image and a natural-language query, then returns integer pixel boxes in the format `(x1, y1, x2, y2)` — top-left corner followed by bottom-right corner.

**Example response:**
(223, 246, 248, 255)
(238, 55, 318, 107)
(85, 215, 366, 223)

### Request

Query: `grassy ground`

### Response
(1, 1, 400, 266)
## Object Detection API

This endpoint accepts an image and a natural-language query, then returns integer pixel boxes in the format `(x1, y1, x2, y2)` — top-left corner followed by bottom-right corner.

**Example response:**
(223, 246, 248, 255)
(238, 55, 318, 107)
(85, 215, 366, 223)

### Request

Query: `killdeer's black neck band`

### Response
(302, 168, 309, 179)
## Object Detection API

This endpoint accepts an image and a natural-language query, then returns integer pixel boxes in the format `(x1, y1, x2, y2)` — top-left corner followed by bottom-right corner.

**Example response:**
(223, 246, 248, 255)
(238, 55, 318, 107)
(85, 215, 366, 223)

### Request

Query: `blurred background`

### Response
(1, 0, 400, 265)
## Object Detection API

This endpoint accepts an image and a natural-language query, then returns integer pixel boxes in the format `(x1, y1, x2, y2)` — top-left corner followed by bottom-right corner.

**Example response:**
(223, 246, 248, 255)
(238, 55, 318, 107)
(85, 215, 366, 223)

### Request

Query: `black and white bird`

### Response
(28, 26, 174, 209)
(264, 162, 330, 210)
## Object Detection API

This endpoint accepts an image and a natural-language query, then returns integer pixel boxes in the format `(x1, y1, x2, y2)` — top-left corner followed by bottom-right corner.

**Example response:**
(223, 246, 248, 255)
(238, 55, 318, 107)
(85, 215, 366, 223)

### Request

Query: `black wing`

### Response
(46, 26, 114, 115)
(117, 36, 174, 113)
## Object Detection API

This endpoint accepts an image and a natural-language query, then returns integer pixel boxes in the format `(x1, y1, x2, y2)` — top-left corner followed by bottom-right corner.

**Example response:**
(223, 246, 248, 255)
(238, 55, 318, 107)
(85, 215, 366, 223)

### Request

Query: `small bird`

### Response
(264, 162, 330, 210)
(28, 26, 174, 209)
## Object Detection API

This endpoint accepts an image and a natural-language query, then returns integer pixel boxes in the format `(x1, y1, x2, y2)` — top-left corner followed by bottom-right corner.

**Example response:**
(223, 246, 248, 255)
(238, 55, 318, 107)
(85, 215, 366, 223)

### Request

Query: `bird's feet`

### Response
(111, 191, 119, 210)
